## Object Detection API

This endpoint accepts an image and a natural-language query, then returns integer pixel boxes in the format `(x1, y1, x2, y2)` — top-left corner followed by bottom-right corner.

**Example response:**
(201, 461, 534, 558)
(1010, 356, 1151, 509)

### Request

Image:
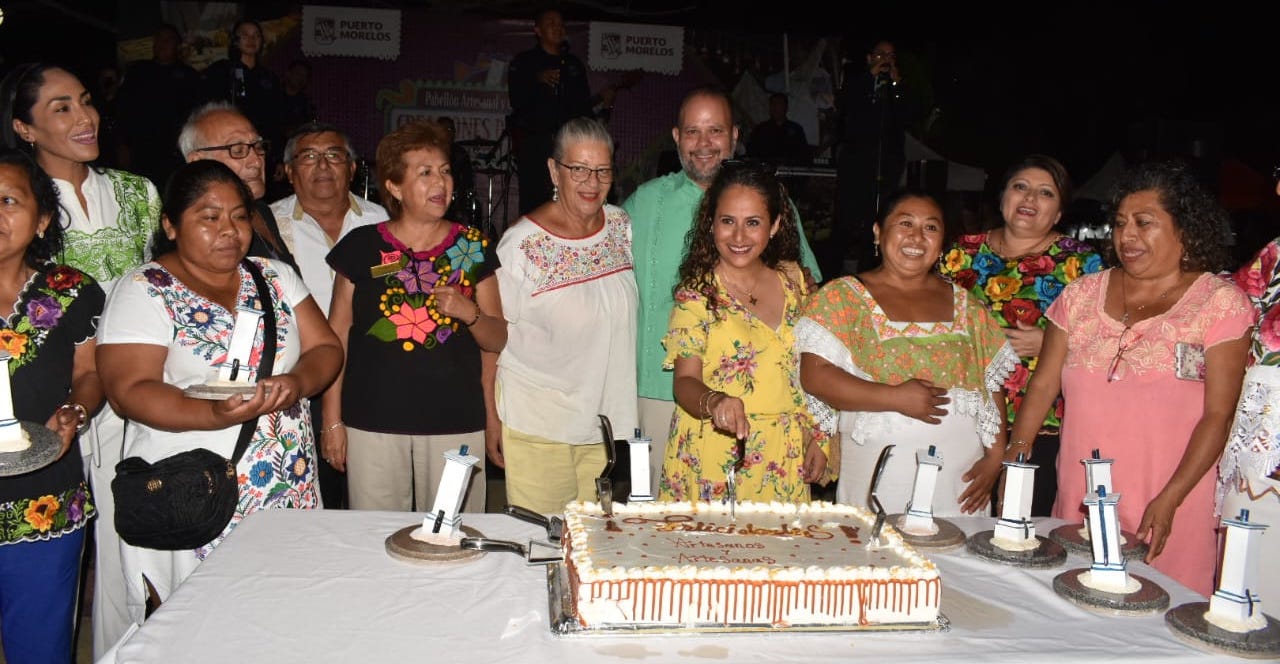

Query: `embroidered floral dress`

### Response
(795, 277, 1016, 516)
(940, 232, 1104, 431)
(659, 269, 827, 504)
(327, 222, 496, 434)
(1048, 269, 1252, 596)
(0, 264, 102, 546)
(1221, 239, 1280, 562)
(98, 258, 317, 605)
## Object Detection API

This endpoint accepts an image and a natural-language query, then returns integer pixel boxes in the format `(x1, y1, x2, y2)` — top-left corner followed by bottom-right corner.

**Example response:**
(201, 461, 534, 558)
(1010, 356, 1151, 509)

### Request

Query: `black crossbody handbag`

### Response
(112, 259, 278, 550)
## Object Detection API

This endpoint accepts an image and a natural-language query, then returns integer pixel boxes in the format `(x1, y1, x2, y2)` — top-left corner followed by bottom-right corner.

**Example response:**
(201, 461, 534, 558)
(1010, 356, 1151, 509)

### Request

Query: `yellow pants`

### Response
(501, 424, 606, 514)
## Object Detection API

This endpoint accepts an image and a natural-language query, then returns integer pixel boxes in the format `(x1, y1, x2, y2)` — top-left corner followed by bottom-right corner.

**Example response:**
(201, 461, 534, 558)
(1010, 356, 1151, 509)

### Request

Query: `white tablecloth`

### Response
(101, 509, 1233, 663)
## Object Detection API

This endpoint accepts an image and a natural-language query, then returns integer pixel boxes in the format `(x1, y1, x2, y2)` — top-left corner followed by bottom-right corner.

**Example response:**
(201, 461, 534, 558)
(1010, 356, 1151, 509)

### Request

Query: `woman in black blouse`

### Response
(0, 148, 105, 662)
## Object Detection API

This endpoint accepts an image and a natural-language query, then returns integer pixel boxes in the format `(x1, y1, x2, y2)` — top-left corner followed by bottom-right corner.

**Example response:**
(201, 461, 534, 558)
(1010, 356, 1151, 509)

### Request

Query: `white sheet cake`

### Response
(562, 500, 940, 628)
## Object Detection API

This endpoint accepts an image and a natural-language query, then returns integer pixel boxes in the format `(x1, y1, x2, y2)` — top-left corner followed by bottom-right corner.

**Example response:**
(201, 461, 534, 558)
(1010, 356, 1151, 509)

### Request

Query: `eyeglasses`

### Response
(1107, 325, 1140, 383)
(555, 160, 613, 183)
(194, 139, 268, 160)
(293, 148, 350, 165)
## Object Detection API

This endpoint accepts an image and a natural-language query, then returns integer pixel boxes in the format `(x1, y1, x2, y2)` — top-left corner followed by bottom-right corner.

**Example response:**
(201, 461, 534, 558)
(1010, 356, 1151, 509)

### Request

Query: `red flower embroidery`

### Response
(1002, 298, 1041, 328)
(45, 266, 82, 291)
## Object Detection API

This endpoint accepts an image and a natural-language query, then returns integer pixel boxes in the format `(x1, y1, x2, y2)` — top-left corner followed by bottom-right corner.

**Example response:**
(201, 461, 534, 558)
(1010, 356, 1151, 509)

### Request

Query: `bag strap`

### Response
(231, 258, 278, 464)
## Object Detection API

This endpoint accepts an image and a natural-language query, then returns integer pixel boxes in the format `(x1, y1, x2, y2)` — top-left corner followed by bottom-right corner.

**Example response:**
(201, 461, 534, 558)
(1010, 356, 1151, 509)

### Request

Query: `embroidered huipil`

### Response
(940, 232, 1104, 432)
(796, 277, 1016, 515)
(1048, 270, 1252, 596)
(0, 265, 102, 546)
(53, 168, 160, 293)
(496, 205, 637, 444)
(98, 258, 317, 558)
(328, 222, 497, 434)
(1222, 239, 1280, 502)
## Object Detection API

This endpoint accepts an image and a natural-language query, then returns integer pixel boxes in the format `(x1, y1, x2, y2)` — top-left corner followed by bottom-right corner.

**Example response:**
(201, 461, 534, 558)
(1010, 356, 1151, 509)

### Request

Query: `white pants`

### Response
(86, 407, 132, 659)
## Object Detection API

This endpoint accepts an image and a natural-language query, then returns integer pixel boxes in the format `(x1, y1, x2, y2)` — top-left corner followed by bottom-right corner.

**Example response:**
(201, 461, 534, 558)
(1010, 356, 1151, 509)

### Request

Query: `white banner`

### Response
(587, 22, 683, 75)
(301, 5, 401, 60)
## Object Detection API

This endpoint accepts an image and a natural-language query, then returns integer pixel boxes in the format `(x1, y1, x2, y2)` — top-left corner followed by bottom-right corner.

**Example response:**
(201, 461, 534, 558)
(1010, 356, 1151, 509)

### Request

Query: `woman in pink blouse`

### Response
(1010, 160, 1252, 596)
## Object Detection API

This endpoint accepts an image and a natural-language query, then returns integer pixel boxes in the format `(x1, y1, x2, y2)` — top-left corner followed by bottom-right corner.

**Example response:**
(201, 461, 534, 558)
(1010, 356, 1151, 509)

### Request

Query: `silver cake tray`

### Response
(545, 563, 949, 636)
(0, 421, 63, 477)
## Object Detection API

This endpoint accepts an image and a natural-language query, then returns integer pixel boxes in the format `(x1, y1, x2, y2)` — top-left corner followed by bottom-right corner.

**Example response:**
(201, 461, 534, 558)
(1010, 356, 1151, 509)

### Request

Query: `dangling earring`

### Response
(1180, 253, 1191, 271)
(552, 186, 559, 202)
(37, 229, 44, 239)
(873, 242, 880, 257)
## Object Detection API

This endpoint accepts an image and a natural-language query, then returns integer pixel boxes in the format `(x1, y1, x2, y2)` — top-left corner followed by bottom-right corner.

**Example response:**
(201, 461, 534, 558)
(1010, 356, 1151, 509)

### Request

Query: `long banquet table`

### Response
(100, 508, 1236, 663)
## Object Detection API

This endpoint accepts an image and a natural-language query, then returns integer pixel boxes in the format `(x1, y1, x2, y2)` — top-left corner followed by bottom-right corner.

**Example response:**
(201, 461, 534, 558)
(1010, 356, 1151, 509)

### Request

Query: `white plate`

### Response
(0, 421, 63, 477)
(183, 383, 259, 400)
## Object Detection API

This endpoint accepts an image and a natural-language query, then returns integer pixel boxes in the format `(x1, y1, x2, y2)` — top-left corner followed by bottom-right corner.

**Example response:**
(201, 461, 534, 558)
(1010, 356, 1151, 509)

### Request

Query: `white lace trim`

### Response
(795, 317, 866, 437)
(794, 318, 1015, 449)
(987, 342, 1020, 394)
(1218, 365, 1280, 511)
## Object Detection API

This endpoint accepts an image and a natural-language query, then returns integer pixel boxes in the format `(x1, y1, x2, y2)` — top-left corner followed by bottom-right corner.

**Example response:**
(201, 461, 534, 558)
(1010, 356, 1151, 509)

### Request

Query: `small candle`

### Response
(458, 444, 469, 457)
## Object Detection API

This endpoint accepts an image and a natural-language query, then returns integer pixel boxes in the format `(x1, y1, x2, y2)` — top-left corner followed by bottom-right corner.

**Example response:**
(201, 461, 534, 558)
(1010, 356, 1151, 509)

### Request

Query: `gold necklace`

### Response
(719, 269, 763, 306)
(1119, 271, 1177, 325)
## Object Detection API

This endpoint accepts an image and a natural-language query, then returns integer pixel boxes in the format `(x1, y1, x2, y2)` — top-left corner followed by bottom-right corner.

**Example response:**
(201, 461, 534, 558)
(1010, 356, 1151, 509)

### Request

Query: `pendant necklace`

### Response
(1120, 271, 1176, 325)
(720, 269, 762, 306)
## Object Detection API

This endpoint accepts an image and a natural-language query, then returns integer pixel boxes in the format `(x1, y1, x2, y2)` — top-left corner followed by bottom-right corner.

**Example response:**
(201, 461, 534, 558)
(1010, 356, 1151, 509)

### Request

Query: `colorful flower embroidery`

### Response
(1235, 240, 1280, 366)
(940, 233, 1105, 431)
(2, 264, 97, 371)
(446, 236, 486, 273)
(388, 303, 437, 345)
(185, 305, 216, 329)
(24, 495, 60, 532)
(45, 265, 82, 290)
(0, 329, 28, 358)
(0, 484, 95, 544)
(366, 223, 490, 352)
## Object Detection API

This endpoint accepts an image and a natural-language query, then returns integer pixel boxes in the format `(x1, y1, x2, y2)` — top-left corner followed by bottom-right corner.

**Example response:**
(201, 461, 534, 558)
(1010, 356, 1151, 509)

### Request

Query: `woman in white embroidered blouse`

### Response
(492, 117, 638, 515)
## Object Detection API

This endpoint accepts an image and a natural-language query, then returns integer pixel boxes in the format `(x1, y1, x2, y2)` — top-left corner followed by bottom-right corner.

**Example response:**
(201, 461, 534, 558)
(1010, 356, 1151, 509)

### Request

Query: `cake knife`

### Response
(503, 504, 564, 544)
(867, 444, 895, 543)
(596, 415, 616, 516)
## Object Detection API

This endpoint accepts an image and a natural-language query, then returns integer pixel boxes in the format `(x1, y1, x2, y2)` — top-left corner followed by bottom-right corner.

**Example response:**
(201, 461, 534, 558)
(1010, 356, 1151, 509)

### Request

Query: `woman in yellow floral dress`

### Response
(658, 161, 827, 504)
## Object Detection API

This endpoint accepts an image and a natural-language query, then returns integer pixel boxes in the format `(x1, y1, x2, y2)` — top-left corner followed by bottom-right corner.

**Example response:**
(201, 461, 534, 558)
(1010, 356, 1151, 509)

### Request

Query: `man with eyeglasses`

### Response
(179, 101, 298, 271)
(268, 121, 387, 508)
(622, 86, 822, 497)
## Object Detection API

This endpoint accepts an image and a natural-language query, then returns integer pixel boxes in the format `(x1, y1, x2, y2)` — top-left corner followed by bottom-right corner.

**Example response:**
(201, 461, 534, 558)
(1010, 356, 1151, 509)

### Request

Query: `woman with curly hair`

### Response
(1010, 159, 1252, 596)
(658, 160, 828, 504)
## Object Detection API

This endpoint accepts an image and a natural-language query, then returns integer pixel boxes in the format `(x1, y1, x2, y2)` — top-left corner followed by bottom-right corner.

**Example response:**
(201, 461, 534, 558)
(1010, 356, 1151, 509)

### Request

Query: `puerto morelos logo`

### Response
(601, 33, 621, 59)
(315, 17, 336, 44)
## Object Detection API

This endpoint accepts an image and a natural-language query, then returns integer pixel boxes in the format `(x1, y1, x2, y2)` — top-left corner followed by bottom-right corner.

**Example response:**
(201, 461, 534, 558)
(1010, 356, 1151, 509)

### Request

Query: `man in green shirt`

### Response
(623, 85, 822, 495)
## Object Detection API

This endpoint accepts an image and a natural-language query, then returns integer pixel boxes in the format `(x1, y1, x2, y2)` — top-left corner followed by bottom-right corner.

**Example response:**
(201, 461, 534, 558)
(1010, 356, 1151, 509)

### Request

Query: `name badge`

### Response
(370, 251, 407, 278)
(1174, 341, 1206, 381)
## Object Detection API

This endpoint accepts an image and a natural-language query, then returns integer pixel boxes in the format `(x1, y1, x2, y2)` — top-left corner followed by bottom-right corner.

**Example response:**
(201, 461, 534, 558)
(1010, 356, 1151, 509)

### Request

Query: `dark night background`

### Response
(2, 1, 1276, 255)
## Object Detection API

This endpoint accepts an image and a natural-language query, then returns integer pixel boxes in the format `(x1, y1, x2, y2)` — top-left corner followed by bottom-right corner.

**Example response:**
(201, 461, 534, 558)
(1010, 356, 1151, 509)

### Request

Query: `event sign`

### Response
(587, 22, 683, 75)
(302, 5, 401, 60)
